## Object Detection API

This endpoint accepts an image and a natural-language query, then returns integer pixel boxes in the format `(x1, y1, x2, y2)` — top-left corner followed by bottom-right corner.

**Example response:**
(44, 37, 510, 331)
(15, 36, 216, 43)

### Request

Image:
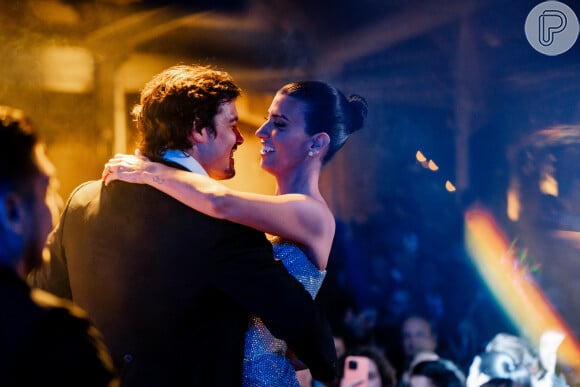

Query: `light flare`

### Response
(464, 205, 580, 372)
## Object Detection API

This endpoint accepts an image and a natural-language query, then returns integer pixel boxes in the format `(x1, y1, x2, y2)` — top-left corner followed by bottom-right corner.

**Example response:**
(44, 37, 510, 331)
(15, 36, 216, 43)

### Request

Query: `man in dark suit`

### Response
(31, 65, 337, 386)
(0, 105, 118, 386)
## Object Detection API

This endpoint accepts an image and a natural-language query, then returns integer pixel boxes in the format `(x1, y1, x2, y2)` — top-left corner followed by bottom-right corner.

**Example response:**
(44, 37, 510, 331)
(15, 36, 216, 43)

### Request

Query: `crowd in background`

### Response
(310, 207, 575, 386)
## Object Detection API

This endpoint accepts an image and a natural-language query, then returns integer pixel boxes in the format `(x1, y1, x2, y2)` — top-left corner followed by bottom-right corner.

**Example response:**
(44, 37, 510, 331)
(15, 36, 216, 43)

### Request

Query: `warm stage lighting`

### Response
(416, 150, 427, 162)
(428, 160, 439, 171)
(539, 174, 558, 197)
(38, 46, 94, 93)
(445, 180, 456, 192)
(506, 184, 520, 222)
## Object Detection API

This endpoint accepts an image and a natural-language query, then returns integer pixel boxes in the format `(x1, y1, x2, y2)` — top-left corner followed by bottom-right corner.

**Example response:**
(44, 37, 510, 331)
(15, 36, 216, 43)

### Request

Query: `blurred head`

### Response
(466, 334, 539, 387)
(410, 351, 440, 370)
(409, 359, 466, 387)
(133, 64, 243, 179)
(402, 315, 438, 361)
(256, 81, 367, 176)
(0, 106, 56, 277)
(338, 346, 397, 387)
(402, 351, 441, 386)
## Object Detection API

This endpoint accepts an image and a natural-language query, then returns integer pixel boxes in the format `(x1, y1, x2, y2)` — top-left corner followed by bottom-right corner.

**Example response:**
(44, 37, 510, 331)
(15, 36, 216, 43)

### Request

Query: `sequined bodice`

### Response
(242, 240, 326, 386)
(273, 241, 326, 297)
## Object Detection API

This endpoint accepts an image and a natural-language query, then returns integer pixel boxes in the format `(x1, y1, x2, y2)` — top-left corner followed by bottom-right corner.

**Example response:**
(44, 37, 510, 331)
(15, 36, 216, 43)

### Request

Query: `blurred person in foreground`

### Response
(30, 65, 337, 386)
(0, 105, 118, 386)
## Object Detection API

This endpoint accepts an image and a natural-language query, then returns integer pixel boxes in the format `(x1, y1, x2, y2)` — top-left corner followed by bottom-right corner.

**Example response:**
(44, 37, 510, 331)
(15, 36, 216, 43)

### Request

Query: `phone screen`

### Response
(343, 355, 370, 386)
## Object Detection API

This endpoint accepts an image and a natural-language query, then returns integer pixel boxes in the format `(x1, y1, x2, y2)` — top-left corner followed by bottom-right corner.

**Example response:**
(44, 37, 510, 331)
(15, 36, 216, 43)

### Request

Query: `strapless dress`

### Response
(242, 240, 326, 386)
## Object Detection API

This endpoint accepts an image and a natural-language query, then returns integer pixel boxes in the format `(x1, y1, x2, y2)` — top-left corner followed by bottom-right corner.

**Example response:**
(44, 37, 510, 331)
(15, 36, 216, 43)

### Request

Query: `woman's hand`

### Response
(102, 151, 151, 186)
(286, 349, 308, 371)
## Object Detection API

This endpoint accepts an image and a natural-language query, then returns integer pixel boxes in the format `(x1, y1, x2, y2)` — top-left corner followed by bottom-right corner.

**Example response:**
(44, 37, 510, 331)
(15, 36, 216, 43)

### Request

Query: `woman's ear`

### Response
(309, 132, 330, 155)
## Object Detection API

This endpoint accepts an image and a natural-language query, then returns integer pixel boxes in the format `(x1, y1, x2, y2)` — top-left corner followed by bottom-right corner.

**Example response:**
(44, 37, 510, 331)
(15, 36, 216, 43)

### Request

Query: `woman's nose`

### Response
(255, 121, 269, 138)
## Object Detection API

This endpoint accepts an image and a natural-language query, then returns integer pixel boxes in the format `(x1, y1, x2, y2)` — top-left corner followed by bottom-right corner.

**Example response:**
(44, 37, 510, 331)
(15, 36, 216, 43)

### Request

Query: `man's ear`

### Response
(0, 193, 26, 235)
(188, 121, 209, 145)
(309, 132, 330, 155)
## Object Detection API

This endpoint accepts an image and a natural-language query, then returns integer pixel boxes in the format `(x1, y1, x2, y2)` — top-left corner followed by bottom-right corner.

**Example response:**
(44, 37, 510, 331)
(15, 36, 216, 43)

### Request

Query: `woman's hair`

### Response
(133, 64, 241, 159)
(410, 359, 466, 387)
(278, 81, 367, 164)
(336, 346, 397, 387)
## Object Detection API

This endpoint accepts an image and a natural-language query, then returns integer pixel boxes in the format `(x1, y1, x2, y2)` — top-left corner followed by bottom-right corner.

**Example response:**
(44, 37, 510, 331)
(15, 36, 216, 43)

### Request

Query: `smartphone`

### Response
(343, 355, 370, 386)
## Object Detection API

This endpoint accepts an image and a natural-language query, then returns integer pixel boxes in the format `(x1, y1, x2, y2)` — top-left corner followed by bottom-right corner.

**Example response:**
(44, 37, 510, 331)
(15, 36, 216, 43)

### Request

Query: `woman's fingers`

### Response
(102, 152, 151, 186)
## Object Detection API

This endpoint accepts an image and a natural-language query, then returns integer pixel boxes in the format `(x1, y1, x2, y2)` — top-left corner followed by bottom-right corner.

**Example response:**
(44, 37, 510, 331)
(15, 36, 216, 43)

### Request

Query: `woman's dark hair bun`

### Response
(348, 94, 367, 133)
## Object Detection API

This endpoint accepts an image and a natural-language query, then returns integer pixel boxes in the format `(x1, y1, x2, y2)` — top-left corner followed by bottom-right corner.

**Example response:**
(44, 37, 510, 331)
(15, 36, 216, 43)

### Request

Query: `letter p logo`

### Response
(525, 1, 579, 55)
(539, 9, 567, 46)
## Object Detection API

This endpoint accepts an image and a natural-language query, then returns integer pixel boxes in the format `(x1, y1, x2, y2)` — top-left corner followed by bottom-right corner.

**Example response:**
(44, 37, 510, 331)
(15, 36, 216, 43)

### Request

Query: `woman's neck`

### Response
(274, 168, 322, 198)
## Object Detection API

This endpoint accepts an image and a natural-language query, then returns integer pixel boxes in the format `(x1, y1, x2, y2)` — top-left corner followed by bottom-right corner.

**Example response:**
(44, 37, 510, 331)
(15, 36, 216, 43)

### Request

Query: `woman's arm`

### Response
(103, 154, 334, 268)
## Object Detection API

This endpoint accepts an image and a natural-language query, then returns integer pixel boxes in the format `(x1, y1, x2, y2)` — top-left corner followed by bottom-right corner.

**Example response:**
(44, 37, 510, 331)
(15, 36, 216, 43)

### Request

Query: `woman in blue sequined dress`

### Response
(104, 81, 367, 386)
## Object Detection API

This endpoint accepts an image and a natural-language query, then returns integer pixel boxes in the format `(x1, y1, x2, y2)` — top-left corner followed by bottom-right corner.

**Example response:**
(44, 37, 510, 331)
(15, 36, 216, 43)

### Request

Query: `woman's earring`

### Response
(308, 149, 318, 157)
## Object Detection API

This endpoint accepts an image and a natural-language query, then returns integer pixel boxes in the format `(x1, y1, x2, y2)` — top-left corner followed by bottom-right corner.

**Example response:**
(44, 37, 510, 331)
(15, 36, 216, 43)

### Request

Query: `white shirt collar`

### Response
(162, 149, 208, 176)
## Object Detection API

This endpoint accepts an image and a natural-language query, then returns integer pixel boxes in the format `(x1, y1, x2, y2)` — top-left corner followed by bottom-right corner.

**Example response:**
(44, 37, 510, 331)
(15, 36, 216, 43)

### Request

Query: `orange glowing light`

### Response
(416, 150, 427, 162)
(445, 180, 456, 192)
(428, 160, 439, 171)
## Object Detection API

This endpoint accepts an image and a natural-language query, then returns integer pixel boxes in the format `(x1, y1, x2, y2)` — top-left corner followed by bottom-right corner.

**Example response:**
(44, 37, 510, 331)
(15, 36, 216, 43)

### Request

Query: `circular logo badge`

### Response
(525, 1, 579, 55)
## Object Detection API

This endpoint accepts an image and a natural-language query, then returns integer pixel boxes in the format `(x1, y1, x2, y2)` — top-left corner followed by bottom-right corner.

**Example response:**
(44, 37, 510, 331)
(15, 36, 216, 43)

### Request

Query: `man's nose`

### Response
(234, 127, 244, 145)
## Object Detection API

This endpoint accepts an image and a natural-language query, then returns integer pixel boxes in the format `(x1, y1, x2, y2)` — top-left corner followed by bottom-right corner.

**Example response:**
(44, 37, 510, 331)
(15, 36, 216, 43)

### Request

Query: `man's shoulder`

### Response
(65, 179, 103, 205)
(0, 282, 91, 350)
(72, 179, 102, 194)
(30, 288, 89, 320)
(28, 288, 103, 338)
(10, 290, 118, 386)
(67, 178, 149, 208)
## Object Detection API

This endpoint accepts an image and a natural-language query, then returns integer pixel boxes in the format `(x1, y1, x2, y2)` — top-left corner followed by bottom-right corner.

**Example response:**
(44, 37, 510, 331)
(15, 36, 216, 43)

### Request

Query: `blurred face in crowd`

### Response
(334, 336, 346, 359)
(409, 374, 434, 387)
(367, 358, 382, 387)
(402, 317, 437, 359)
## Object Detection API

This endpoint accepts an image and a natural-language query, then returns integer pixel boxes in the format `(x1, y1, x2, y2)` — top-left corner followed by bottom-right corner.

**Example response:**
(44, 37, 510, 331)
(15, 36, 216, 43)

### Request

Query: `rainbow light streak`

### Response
(464, 206, 580, 370)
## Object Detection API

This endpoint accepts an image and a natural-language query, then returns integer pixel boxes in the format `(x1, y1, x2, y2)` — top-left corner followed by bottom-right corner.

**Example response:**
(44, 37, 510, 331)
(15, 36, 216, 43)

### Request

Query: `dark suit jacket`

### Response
(0, 266, 117, 386)
(31, 171, 337, 386)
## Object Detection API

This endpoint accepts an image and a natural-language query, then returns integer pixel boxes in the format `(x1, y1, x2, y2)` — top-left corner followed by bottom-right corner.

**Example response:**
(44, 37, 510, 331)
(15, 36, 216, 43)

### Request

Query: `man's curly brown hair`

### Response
(132, 64, 241, 159)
